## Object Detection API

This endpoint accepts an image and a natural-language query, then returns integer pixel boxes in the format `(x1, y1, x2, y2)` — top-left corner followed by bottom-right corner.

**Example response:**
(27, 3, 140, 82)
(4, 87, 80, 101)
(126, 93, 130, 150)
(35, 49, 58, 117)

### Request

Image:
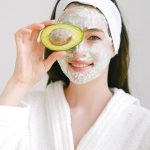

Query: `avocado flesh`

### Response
(49, 28, 73, 46)
(40, 23, 84, 51)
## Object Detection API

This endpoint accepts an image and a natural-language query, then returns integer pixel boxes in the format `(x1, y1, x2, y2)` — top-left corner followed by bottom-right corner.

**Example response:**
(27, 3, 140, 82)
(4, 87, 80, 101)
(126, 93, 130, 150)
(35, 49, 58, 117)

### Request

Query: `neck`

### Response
(64, 69, 113, 111)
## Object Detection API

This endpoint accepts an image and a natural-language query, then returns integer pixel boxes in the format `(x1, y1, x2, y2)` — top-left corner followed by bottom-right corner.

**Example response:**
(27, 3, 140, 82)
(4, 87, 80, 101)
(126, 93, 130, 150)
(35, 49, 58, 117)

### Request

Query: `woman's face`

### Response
(57, 4, 115, 84)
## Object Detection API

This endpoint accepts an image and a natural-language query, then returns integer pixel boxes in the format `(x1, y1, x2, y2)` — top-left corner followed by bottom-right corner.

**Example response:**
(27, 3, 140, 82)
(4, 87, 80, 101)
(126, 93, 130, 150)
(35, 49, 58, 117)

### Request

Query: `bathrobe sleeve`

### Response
(0, 101, 30, 150)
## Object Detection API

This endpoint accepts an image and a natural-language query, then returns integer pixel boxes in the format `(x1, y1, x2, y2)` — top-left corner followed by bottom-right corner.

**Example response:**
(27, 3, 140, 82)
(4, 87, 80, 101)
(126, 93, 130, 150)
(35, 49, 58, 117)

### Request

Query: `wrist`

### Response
(0, 77, 32, 106)
(9, 77, 32, 89)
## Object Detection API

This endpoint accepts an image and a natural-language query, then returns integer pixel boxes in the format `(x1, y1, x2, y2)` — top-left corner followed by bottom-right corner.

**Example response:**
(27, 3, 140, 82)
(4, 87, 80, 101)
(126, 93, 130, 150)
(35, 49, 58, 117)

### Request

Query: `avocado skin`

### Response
(40, 23, 84, 51)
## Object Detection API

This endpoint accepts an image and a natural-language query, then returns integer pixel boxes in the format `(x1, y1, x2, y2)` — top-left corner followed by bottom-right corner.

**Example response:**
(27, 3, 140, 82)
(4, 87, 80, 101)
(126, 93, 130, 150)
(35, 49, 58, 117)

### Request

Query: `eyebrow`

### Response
(84, 28, 104, 33)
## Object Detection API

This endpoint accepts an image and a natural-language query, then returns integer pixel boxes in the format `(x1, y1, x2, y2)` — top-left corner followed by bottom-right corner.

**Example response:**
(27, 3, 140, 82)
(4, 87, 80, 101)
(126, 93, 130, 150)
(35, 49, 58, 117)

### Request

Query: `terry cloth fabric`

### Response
(55, 0, 122, 54)
(0, 81, 150, 150)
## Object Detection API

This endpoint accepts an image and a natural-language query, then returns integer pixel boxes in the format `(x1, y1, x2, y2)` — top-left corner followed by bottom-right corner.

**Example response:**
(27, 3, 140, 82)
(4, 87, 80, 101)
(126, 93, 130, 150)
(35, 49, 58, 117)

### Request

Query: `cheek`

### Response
(91, 44, 113, 63)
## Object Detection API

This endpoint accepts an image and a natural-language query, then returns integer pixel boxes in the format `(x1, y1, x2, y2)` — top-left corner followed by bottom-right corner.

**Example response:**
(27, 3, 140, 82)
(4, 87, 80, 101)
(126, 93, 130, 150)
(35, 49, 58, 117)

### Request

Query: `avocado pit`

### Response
(49, 28, 73, 46)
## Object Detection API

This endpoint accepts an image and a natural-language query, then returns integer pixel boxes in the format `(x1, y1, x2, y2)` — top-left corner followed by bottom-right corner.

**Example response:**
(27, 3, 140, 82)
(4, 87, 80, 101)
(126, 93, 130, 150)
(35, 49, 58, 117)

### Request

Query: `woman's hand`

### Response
(0, 20, 66, 106)
(12, 20, 66, 87)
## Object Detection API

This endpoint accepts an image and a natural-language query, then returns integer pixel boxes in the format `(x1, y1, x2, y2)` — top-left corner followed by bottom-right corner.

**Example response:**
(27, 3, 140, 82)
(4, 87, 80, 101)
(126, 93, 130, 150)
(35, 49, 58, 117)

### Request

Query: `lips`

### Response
(68, 60, 94, 72)
(71, 63, 90, 68)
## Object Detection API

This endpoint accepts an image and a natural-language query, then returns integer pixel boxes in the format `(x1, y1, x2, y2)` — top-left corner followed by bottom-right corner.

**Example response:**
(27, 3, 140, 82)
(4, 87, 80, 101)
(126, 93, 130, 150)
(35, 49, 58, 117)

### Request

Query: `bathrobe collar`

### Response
(45, 81, 140, 150)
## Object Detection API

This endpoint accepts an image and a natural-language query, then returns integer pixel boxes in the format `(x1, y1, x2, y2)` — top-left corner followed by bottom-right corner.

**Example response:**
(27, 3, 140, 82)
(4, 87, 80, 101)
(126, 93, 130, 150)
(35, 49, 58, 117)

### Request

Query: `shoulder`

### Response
(128, 105, 150, 147)
(127, 103, 150, 126)
(122, 89, 150, 119)
(114, 89, 150, 142)
(118, 88, 150, 126)
(112, 88, 150, 125)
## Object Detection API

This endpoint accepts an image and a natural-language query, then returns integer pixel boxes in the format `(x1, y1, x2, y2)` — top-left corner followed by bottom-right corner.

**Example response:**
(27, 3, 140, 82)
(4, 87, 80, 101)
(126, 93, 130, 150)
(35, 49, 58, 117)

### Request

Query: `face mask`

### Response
(57, 5, 113, 84)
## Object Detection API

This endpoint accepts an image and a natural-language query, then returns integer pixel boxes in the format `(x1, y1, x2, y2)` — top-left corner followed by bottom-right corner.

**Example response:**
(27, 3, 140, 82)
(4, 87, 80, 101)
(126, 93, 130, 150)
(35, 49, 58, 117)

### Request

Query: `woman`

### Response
(0, 0, 150, 149)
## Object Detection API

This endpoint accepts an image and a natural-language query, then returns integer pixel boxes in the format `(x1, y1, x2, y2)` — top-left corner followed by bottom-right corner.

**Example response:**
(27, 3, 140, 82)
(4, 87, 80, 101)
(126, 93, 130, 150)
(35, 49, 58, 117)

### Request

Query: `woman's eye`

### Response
(88, 36, 101, 41)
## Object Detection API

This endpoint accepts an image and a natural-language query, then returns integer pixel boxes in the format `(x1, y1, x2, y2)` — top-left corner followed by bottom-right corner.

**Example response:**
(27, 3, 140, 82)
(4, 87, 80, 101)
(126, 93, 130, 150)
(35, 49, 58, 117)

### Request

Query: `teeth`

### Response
(71, 64, 90, 68)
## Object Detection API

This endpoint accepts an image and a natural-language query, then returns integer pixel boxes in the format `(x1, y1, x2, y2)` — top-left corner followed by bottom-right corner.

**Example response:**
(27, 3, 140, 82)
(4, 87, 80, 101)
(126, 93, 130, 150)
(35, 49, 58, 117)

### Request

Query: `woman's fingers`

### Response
(41, 20, 56, 27)
(15, 28, 32, 42)
(26, 23, 45, 41)
(27, 20, 57, 41)
(43, 51, 66, 72)
(15, 20, 57, 39)
(15, 20, 57, 53)
(15, 20, 57, 42)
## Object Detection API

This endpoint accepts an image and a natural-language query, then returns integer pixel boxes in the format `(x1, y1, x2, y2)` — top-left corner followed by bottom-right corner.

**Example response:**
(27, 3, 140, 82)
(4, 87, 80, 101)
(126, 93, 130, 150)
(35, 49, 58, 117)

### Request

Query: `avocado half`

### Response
(40, 23, 84, 51)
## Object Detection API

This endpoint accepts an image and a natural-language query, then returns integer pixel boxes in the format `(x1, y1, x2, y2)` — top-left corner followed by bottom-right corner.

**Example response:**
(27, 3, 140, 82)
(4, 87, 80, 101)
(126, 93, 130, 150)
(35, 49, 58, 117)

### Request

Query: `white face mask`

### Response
(57, 5, 114, 84)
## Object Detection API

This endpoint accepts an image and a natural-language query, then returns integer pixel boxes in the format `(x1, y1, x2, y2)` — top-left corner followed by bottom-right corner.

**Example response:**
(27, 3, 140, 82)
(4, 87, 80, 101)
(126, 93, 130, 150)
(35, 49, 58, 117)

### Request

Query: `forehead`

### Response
(64, 3, 101, 16)
(65, 2, 95, 10)
(58, 4, 108, 32)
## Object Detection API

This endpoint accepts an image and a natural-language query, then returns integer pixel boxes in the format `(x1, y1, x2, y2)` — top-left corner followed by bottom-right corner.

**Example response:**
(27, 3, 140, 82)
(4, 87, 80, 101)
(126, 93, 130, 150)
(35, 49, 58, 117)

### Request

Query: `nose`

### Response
(73, 51, 85, 58)
(73, 44, 85, 58)
(72, 41, 86, 58)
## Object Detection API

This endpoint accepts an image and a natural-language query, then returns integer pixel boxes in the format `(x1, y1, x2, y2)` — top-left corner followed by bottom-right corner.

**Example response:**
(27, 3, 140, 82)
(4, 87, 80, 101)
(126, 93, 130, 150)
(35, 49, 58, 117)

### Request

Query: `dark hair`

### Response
(44, 0, 130, 93)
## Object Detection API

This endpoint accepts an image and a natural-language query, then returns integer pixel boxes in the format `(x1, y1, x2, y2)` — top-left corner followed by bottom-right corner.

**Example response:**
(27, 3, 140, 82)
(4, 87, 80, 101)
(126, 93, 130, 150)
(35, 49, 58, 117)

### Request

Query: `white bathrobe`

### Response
(0, 81, 150, 150)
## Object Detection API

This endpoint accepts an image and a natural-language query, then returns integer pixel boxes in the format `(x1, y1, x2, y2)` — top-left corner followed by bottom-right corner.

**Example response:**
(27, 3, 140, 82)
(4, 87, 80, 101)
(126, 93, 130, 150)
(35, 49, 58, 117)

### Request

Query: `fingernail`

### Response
(63, 51, 67, 55)
(51, 20, 57, 23)
(40, 24, 45, 28)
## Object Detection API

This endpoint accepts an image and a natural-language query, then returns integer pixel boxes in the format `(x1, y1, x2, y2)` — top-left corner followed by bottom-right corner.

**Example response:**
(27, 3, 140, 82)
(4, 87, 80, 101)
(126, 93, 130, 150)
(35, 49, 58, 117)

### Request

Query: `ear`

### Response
(111, 44, 116, 58)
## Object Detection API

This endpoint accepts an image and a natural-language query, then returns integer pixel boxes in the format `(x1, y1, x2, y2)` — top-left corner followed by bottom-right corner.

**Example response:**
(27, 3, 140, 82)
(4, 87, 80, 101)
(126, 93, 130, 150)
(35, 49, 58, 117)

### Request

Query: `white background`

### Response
(0, 0, 150, 109)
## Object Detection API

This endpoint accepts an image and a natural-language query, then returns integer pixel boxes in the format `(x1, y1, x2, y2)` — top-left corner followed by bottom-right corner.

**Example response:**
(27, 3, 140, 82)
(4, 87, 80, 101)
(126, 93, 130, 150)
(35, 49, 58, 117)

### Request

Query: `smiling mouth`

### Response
(68, 61, 94, 72)
(69, 63, 93, 67)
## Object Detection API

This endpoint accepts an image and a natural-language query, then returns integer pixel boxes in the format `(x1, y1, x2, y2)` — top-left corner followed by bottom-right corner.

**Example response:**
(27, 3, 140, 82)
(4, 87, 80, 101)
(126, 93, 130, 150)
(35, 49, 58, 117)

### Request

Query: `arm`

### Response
(0, 20, 66, 106)
(0, 104, 30, 150)
(0, 78, 31, 106)
(0, 20, 66, 149)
